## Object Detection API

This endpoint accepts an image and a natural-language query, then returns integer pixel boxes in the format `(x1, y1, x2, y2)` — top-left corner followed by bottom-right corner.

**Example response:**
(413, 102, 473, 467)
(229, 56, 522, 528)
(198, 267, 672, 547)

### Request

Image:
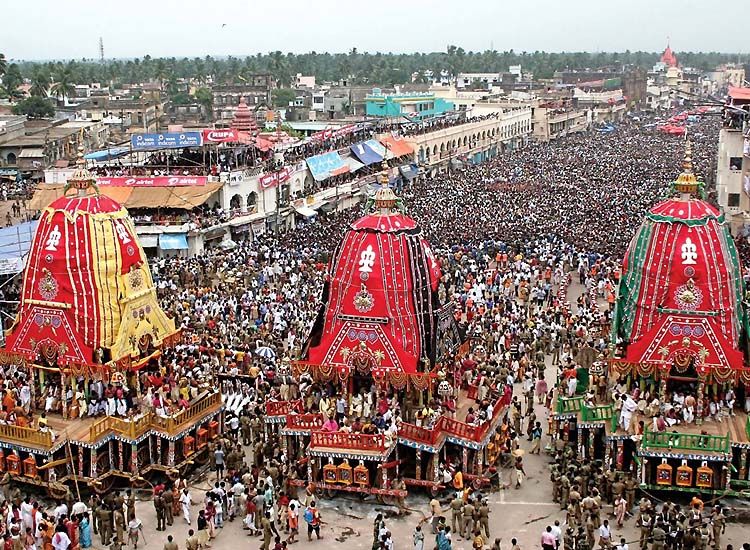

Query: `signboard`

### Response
(202, 129, 240, 143)
(97, 176, 208, 187)
(130, 132, 203, 150)
(0, 257, 24, 276)
(259, 167, 292, 189)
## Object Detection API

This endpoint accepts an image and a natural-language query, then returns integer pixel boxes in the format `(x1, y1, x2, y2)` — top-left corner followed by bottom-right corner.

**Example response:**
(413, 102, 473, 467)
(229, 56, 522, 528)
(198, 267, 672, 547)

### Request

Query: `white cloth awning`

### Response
(18, 148, 45, 159)
(294, 205, 317, 218)
(139, 234, 159, 248)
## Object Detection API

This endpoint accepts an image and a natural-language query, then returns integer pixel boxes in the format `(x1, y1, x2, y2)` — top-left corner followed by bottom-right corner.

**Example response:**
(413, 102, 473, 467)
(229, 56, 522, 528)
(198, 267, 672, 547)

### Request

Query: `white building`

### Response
(715, 126, 749, 235)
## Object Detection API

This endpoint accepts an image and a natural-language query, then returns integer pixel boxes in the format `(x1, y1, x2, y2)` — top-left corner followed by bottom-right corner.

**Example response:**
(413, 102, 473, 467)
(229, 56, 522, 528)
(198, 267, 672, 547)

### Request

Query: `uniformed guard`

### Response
(98, 505, 113, 547)
(710, 506, 725, 549)
(462, 499, 476, 539)
(638, 511, 651, 549)
(163, 485, 174, 526)
(450, 493, 464, 534)
(113, 507, 126, 549)
(560, 475, 571, 511)
(478, 500, 490, 538)
(651, 522, 667, 550)
(624, 473, 637, 514)
(154, 493, 166, 531)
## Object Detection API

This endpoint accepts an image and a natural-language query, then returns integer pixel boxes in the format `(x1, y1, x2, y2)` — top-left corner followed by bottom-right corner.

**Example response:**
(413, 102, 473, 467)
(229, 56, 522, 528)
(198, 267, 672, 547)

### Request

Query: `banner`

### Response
(97, 176, 208, 187)
(259, 167, 292, 189)
(130, 132, 202, 150)
(202, 129, 239, 143)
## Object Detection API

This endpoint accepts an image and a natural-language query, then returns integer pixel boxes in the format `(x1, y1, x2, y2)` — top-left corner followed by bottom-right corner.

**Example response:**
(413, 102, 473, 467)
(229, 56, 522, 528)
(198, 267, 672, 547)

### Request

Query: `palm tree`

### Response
(30, 69, 50, 97)
(51, 68, 75, 104)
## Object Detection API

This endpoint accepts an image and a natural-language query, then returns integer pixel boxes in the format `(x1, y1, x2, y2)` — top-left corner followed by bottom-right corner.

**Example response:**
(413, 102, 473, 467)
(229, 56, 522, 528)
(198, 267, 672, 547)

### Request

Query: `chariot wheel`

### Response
(92, 476, 116, 495)
(47, 484, 69, 500)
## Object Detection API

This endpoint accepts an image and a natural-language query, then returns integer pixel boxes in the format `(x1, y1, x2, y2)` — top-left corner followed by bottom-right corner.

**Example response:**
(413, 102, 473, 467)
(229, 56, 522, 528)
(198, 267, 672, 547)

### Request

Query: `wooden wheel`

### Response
(472, 478, 483, 490)
(193, 447, 211, 466)
(130, 476, 149, 489)
(96, 450, 111, 476)
(47, 484, 69, 500)
(92, 476, 116, 495)
(429, 485, 440, 497)
(323, 488, 336, 500)
(380, 494, 397, 507)
(137, 446, 151, 469)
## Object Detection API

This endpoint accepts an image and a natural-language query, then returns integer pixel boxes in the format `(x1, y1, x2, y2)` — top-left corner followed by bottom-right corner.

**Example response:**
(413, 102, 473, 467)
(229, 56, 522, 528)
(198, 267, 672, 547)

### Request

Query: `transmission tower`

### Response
(99, 37, 104, 64)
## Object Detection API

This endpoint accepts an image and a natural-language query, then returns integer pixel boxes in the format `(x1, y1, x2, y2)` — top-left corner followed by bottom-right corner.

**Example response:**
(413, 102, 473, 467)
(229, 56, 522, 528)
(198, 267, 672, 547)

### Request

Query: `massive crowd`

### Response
(0, 111, 742, 550)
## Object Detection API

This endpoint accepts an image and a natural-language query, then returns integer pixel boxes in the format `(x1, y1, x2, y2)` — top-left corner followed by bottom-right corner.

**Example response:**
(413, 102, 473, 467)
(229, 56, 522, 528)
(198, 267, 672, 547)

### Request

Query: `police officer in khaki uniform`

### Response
(560, 475, 571, 511)
(154, 492, 166, 531)
(163, 486, 174, 526)
(710, 506, 725, 549)
(98, 505, 113, 547)
(163, 534, 178, 550)
(450, 494, 463, 535)
(113, 508, 126, 549)
(478, 500, 490, 539)
(623, 474, 637, 514)
(651, 522, 667, 550)
(462, 499, 476, 540)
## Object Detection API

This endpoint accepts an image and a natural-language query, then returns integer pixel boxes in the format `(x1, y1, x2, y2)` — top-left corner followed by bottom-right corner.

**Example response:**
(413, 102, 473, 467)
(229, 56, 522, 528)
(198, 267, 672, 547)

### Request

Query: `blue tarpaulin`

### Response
(364, 140, 393, 160)
(84, 148, 130, 161)
(399, 164, 419, 180)
(350, 142, 383, 165)
(159, 233, 189, 250)
(0, 221, 38, 274)
(305, 151, 348, 181)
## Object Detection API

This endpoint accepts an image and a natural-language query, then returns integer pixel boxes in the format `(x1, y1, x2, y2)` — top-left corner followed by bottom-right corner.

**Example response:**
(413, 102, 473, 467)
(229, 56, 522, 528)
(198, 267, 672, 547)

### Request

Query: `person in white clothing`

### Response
(179, 488, 192, 525)
(51, 525, 71, 550)
(20, 498, 34, 534)
(619, 394, 637, 432)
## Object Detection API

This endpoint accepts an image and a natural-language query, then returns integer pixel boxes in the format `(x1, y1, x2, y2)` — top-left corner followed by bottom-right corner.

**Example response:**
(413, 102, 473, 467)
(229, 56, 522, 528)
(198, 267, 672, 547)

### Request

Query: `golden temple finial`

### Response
(64, 144, 99, 197)
(374, 158, 397, 211)
(673, 139, 700, 197)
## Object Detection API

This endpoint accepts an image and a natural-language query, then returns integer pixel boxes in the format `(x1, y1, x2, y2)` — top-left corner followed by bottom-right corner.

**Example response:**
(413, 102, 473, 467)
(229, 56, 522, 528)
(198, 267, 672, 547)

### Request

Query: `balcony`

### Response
(89, 391, 222, 442)
(398, 391, 511, 448)
(310, 431, 387, 453)
(642, 430, 730, 454)
(0, 424, 54, 450)
(265, 399, 304, 417)
(283, 413, 324, 432)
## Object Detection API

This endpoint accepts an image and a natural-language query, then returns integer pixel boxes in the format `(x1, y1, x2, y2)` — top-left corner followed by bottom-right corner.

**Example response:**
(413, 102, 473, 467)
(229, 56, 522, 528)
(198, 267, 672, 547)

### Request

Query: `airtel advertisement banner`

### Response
(202, 129, 240, 143)
(96, 176, 208, 187)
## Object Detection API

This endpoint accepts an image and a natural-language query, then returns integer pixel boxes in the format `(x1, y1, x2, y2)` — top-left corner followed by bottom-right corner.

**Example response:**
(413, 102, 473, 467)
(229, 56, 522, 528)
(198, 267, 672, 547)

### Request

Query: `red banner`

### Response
(202, 129, 239, 143)
(96, 176, 208, 187)
(259, 167, 292, 189)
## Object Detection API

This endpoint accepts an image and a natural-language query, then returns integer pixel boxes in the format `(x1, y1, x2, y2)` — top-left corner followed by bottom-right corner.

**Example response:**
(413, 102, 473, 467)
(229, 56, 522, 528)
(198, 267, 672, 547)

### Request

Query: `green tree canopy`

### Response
(6, 48, 750, 88)
(272, 88, 296, 108)
(12, 96, 55, 118)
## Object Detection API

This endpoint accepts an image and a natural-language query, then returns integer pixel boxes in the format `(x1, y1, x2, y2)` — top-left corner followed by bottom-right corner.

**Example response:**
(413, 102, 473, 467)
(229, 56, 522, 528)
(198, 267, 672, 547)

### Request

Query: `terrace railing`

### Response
(642, 430, 731, 454)
(310, 431, 386, 452)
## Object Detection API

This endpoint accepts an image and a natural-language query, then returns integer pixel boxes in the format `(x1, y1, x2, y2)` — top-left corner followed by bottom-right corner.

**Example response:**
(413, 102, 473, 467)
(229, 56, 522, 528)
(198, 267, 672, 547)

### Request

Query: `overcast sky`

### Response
(4, 0, 746, 61)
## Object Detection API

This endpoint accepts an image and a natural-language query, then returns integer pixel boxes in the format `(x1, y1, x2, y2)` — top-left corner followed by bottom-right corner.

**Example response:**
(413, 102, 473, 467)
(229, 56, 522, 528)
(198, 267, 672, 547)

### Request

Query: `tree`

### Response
(194, 87, 213, 120)
(12, 96, 55, 118)
(51, 68, 75, 103)
(0, 53, 6, 77)
(1, 64, 24, 101)
(30, 69, 50, 97)
(271, 88, 296, 108)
